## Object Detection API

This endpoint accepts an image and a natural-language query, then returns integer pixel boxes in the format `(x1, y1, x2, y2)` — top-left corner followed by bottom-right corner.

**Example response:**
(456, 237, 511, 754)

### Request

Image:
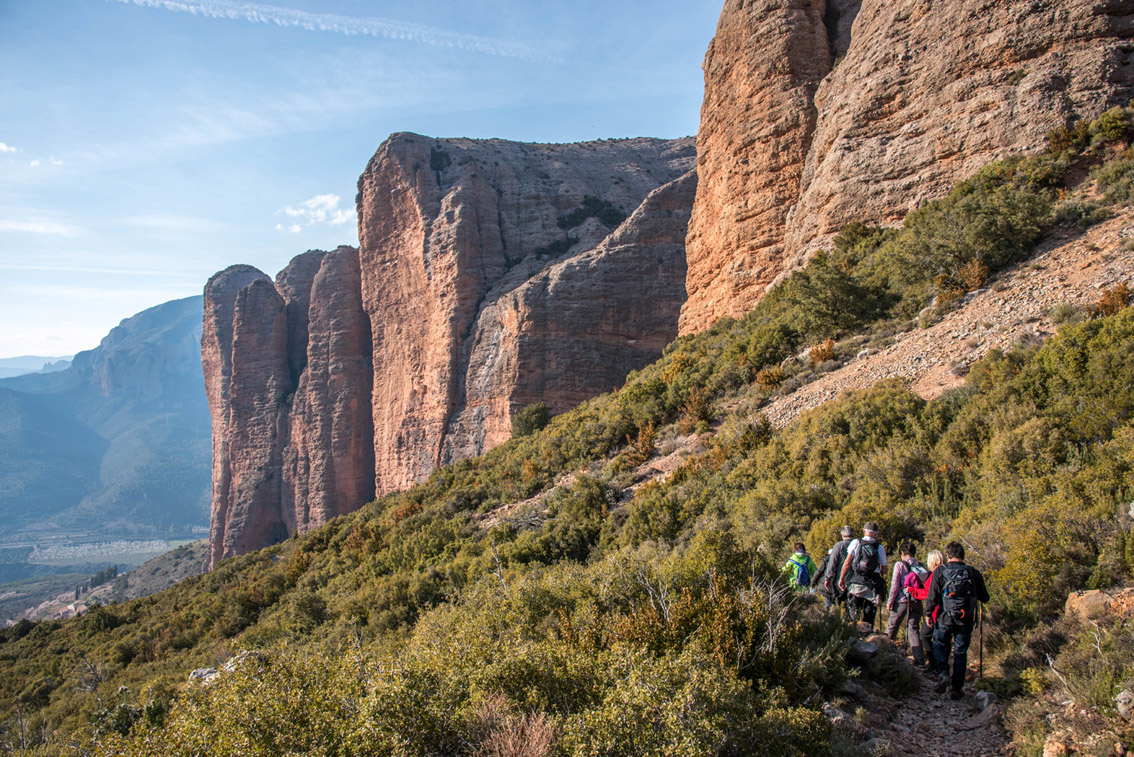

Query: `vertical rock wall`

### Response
(679, 0, 1134, 335)
(203, 248, 373, 568)
(357, 134, 695, 494)
(205, 136, 696, 564)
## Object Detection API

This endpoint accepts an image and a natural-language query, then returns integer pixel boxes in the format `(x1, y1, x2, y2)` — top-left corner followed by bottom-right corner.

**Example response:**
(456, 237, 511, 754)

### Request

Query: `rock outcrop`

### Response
(357, 134, 694, 493)
(680, 0, 1134, 334)
(203, 248, 373, 568)
(205, 137, 695, 563)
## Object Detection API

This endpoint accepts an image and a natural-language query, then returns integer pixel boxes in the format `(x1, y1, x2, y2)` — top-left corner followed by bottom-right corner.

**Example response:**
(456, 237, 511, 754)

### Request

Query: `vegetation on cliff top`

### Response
(2, 107, 1134, 755)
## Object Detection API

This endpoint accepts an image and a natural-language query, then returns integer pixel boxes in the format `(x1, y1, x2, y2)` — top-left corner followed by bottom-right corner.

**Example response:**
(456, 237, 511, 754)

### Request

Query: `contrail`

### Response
(111, 0, 544, 60)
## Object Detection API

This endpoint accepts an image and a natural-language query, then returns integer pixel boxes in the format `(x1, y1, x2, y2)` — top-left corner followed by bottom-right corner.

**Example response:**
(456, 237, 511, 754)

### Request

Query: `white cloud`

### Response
(112, 0, 546, 60)
(28, 159, 40, 167)
(0, 142, 17, 154)
(277, 194, 355, 230)
(0, 219, 73, 235)
(50, 157, 64, 166)
(275, 223, 302, 233)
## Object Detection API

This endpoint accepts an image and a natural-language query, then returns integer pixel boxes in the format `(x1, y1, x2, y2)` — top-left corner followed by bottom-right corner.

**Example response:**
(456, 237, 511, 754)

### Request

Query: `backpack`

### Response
(940, 564, 976, 626)
(903, 562, 930, 601)
(789, 555, 811, 588)
(853, 541, 880, 579)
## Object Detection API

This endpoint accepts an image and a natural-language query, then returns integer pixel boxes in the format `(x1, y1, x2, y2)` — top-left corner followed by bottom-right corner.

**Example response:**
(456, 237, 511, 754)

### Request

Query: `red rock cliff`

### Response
(357, 134, 695, 493)
(680, 0, 1134, 334)
(203, 248, 373, 568)
(205, 136, 695, 563)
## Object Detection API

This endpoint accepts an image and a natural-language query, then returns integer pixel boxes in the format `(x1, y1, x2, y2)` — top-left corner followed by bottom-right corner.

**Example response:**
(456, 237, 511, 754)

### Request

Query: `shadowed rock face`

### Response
(680, 0, 1134, 334)
(204, 135, 696, 564)
(357, 133, 695, 494)
(203, 248, 373, 569)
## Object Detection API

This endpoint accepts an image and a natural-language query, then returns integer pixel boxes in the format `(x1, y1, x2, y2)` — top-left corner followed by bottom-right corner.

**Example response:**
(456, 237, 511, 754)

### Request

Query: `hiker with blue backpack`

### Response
(782, 542, 818, 592)
(885, 542, 930, 665)
(926, 542, 990, 700)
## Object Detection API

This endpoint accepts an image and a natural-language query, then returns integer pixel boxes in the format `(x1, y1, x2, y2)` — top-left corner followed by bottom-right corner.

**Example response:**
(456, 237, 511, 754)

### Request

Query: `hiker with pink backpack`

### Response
(885, 542, 930, 665)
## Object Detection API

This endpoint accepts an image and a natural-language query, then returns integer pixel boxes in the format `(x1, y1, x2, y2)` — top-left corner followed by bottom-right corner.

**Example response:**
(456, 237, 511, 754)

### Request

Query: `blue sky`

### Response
(0, 0, 720, 358)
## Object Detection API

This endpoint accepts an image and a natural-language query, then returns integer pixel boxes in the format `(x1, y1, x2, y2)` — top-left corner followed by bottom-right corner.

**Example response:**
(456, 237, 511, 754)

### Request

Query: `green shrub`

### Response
(512, 402, 552, 437)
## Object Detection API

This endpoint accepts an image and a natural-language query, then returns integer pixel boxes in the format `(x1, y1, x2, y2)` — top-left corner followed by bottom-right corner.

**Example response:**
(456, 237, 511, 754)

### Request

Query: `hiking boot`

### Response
(949, 689, 964, 701)
(934, 675, 949, 694)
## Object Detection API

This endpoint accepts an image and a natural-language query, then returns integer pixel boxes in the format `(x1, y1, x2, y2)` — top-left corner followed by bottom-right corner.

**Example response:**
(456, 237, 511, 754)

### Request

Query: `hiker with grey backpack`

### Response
(925, 542, 990, 700)
(837, 522, 888, 628)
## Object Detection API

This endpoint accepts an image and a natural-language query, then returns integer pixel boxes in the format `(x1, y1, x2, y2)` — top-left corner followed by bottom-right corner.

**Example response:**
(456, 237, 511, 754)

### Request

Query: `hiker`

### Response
(821, 525, 855, 613)
(782, 542, 818, 592)
(886, 542, 930, 665)
(811, 548, 832, 597)
(917, 549, 945, 670)
(838, 522, 888, 626)
(926, 542, 990, 700)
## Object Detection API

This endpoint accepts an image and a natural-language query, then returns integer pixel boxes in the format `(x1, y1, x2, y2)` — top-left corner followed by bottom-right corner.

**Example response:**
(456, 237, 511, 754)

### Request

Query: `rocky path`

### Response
(837, 634, 1010, 757)
(879, 671, 1009, 757)
(762, 210, 1134, 428)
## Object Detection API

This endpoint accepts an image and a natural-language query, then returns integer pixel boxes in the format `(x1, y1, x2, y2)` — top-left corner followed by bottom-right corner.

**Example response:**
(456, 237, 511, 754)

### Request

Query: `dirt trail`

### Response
(762, 210, 1134, 428)
(879, 670, 1009, 757)
(842, 633, 1010, 757)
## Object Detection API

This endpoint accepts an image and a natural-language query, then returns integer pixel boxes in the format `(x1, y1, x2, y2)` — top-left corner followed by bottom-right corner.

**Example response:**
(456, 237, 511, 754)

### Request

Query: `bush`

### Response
(512, 402, 552, 437)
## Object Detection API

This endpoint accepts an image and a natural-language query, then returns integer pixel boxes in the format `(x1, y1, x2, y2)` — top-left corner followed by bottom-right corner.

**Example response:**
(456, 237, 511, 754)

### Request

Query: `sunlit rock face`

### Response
(680, 0, 1134, 335)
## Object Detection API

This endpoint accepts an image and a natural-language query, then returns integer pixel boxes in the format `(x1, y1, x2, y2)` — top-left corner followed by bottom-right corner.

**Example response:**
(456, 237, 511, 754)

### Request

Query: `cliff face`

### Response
(357, 134, 695, 493)
(205, 137, 695, 564)
(203, 249, 373, 568)
(680, 0, 1134, 334)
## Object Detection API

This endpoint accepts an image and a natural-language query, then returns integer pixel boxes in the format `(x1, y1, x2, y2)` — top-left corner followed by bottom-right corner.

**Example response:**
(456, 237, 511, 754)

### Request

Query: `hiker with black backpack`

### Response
(837, 522, 888, 627)
(925, 542, 990, 700)
(821, 525, 855, 614)
(782, 542, 818, 592)
(885, 542, 929, 665)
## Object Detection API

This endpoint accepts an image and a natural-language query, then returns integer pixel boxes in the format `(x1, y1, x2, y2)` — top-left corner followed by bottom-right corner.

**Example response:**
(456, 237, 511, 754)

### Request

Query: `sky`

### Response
(0, 0, 720, 359)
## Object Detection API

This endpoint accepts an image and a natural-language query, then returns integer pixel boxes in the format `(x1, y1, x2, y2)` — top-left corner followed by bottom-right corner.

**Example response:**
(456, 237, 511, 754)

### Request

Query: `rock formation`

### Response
(680, 0, 1134, 334)
(357, 134, 694, 493)
(203, 248, 373, 568)
(205, 137, 695, 563)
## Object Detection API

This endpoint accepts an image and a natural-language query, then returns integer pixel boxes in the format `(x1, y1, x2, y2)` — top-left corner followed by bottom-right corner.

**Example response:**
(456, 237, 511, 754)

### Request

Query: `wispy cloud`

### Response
(111, 0, 545, 60)
(276, 193, 354, 231)
(0, 142, 18, 154)
(0, 220, 74, 235)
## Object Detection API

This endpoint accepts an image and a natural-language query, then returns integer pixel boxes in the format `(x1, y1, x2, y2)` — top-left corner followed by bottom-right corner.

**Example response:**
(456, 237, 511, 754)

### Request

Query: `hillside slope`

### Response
(2, 119, 1133, 753)
(0, 296, 211, 543)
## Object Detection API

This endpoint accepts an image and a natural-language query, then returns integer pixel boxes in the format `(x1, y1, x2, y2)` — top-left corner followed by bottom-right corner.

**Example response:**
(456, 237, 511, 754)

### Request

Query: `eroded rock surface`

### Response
(358, 133, 695, 493)
(203, 248, 372, 568)
(205, 136, 696, 563)
(681, 0, 1134, 334)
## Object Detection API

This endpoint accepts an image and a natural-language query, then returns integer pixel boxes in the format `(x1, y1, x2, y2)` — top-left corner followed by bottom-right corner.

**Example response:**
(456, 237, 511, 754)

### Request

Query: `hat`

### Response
(863, 522, 879, 534)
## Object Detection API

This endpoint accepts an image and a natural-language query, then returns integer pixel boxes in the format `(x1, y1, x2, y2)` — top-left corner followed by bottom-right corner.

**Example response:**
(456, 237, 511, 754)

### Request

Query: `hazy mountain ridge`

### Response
(0, 296, 211, 540)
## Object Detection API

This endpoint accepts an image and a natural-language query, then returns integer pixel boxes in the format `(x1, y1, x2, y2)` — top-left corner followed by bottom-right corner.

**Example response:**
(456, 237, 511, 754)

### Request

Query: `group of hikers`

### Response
(782, 523, 990, 700)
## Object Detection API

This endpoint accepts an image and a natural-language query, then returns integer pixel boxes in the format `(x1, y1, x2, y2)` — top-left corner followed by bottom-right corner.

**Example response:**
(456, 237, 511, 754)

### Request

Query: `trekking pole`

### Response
(978, 602, 984, 679)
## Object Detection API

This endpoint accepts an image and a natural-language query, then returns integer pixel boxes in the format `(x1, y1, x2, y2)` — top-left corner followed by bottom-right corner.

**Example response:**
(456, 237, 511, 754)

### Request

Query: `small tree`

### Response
(512, 402, 551, 437)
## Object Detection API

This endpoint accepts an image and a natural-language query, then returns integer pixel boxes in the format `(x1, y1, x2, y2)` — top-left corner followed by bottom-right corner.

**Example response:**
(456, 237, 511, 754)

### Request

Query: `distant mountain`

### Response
(0, 296, 211, 538)
(0, 356, 72, 379)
